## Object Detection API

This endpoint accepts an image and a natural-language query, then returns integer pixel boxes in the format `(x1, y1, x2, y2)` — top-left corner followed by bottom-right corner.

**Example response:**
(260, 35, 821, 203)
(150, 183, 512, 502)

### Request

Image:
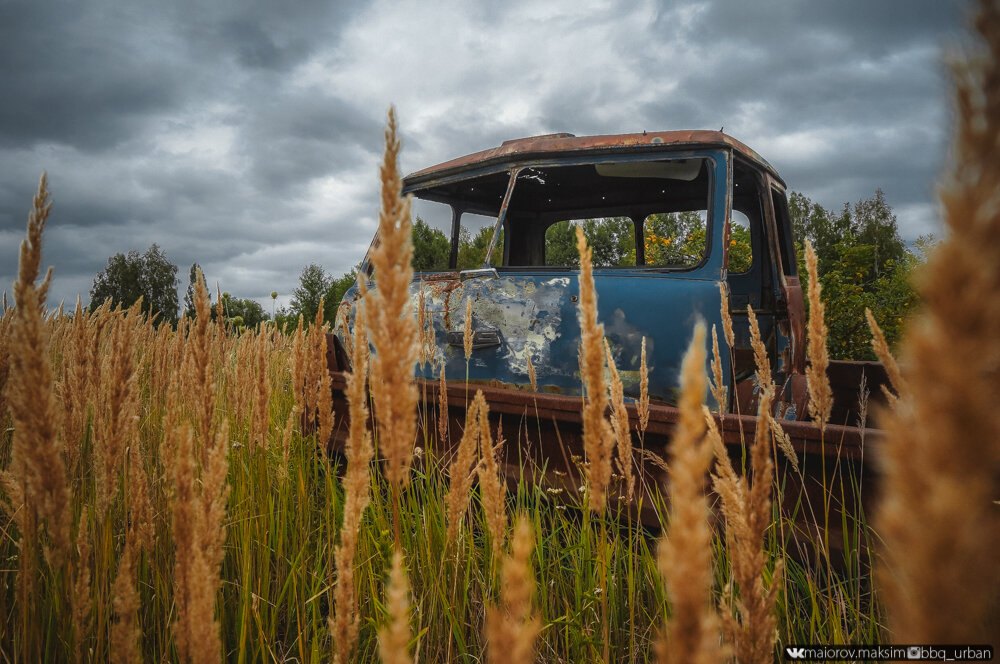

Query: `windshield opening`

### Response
(409, 156, 717, 270)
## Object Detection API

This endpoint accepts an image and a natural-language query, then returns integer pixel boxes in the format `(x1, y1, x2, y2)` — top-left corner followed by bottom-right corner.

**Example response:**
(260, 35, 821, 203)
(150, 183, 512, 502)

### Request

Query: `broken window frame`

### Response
(393, 149, 731, 277)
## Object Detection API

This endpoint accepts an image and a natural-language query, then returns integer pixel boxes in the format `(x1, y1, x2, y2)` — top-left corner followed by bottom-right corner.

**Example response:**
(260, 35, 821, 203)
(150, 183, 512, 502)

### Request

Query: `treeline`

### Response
(86, 188, 927, 359)
(86, 247, 355, 331)
(408, 188, 927, 361)
(790, 188, 928, 360)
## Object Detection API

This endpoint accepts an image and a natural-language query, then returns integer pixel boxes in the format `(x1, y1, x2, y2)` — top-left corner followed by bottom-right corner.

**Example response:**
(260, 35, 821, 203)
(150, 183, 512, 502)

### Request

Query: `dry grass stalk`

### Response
(230, 332, 255, 425)
(709, 325, 727, 416)
(214, 284, 225, 346)
(656, 322, 723, 664)
(338, 307, 354, 360)
(445, 391, 484, 545)
(746, 305, 772, 400)
(300, 302, 323, 432)
(864, 308, 906, 401)
(463, 296, 473, 360)
(416, 285, 437, 368)
(0, 307, 10, 422)
(485, 516, 541, 664)
(252, 327, 271, 448)
(73, 508, 92, 664)
(718, 282, 735, 349)
(1, 172, 72, 564)
(110, 532, 141, 664)
(639, 336, 650, 434)
(331, 285, 373, 664)
(169, 422, 198, 663)
(526, 349, 537, 392)
(703, 408, 733, 483)
(184, 269, 218, 462)
(423, 297, 436, 366)
(151, 311, 177, 404)
(368, 107, 420, 489)
(877, 0, 1000, 642)
(604, 339, 634, 500)
(575, 225, 613, 514)
(712, 392, 782, 664)
(291, 315, 307, 416)
(94, 311, 139, 516)
(312, 302, 335, 446)
(437, 361, 449, 444)
(378, 548, 413, 664)
(170, 418, 229, 664)
(127, 438, 155, 553)
(770, 416, 799, 475)
(417, 286, 427, 366)
(280, 405, 299, 474)
(477, 398, 508, 557)
(804, 240, 832, 431)
(59, 297, 90, 478)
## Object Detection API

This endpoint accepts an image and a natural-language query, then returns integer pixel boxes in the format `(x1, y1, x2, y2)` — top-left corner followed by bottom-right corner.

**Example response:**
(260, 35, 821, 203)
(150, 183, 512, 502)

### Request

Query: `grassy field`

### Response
(1, 4, 998, 662)
(0, 266, 880, 663)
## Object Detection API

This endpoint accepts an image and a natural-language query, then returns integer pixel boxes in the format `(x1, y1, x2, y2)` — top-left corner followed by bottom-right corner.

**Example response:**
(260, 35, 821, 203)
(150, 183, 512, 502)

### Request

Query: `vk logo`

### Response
(785, 647, 806, 659)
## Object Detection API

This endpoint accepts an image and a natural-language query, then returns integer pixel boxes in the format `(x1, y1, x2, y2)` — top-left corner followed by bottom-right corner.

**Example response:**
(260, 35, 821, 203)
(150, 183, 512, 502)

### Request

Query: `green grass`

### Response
(0, 324, 882, 662)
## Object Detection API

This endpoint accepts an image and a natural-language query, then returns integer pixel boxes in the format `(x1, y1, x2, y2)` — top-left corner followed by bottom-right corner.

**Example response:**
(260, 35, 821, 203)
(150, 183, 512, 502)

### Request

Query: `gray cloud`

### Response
(0, 0, 968, 311)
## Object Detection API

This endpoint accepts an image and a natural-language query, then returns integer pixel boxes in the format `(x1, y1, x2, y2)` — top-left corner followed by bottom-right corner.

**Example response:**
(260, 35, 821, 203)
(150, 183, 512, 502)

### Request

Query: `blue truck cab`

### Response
(337, 130, 806, 414)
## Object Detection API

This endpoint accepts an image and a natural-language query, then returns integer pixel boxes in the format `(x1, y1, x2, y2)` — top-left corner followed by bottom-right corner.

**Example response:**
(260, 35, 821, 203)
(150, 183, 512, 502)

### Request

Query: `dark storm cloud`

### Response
(0, 2, 184, 151)
(0, 0, 967, 310)
(0, 0, 361, 152)
(240, 93, 384, 191)
(689, 0, 961, 51)
(0, 0, 372, 306)
(622, 0, 960, 232)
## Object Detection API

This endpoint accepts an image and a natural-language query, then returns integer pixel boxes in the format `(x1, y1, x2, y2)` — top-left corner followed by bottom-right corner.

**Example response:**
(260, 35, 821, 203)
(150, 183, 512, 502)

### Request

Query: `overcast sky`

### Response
(0, 0, 969, 311)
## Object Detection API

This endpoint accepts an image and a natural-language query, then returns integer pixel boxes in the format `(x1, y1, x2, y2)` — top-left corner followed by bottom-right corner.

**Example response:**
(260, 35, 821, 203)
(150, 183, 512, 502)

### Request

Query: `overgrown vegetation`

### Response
(2, 2, 997, 661)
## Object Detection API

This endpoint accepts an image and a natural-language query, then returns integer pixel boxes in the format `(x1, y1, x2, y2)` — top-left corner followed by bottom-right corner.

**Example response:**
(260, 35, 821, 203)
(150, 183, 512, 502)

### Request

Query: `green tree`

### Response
(289, 263, 358, 326)
(644, 211, 705, 267)
(852, 188, 905, 279)
(90, 244, 179, 325)
(457, 226, 503, 270)
(412, 217, 450, 271)
(291, 263, 331, 325)
(582, 217, 634, 267)
(328, 270, 358, 311)
(544, 221, 579, 266)
(791, 189, 922, 360)
(217, 292, 269, 330)
(544, 218, 635, 267)
(184, 262, 210, 318)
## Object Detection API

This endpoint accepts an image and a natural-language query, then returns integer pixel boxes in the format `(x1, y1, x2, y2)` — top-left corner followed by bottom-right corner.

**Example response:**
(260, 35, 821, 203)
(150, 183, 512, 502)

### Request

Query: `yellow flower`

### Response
(897, 317, 902, 323)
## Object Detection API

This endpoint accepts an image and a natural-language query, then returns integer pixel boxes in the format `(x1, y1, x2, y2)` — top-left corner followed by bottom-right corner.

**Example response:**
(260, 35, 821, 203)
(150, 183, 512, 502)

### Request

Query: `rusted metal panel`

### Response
(405, 130, 784, 187)
(341, 148, 739, 410)
(321, 366, 880, 553)
(324, 129, 885, 561)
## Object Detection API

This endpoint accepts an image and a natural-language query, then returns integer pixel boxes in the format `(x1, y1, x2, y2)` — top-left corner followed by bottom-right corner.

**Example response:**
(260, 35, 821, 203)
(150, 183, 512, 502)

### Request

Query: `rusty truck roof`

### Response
(404, 130, 784, 186)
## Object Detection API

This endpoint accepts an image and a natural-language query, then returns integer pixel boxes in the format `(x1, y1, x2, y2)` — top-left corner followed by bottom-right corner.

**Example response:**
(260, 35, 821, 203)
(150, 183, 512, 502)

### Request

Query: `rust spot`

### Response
(428, 278, 461, 330)
(422, 271, 461, 283)
(404, 130, 782, 186)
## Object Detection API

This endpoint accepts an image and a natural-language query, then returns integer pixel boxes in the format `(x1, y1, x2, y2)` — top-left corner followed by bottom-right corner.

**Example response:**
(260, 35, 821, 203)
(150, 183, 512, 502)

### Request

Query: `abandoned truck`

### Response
(328, 130, 888, 534)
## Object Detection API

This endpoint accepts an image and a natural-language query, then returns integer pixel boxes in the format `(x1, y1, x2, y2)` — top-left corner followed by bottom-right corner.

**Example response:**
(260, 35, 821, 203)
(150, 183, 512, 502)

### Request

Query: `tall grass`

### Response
(1, 5, 997, 660)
